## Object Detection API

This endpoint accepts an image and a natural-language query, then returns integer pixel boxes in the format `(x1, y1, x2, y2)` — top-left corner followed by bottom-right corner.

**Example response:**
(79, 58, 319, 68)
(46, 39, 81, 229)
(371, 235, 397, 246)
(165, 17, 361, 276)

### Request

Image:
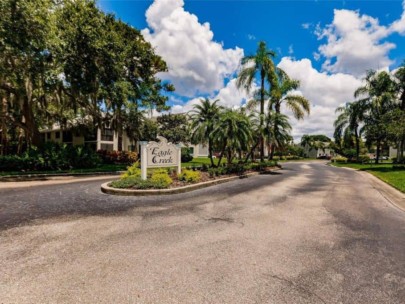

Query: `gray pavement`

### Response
(0, 161, 404, 303)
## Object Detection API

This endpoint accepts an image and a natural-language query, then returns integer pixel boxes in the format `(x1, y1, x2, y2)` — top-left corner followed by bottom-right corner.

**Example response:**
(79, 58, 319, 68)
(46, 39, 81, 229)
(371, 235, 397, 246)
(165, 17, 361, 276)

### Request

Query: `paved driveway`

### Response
(1, 161, 404, 303)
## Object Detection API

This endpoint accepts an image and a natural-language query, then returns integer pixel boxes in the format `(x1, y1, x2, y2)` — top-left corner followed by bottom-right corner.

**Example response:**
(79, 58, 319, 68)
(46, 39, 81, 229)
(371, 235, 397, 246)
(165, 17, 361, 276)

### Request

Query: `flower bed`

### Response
(108, 161, 279, 190)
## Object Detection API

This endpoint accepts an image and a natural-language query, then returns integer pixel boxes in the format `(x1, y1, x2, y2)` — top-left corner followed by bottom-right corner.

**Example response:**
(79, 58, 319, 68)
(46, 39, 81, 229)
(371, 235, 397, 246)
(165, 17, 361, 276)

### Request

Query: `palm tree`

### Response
(189, 98, 222, 167)
(355, 70, 397, 163)
(212, 109, 252, 166)
(334, 101, 365, 161)
(270, 70, 310, 118)
(300, 135, 313, 149)
(265, 110, 292, 159)
(236, 41, 276, 161)
(269, 70, 310, 158)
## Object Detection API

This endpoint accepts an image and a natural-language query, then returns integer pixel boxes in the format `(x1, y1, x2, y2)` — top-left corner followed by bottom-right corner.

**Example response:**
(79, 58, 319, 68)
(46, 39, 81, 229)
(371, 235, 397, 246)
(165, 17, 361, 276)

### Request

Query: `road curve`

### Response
(1, 161, 404, 303)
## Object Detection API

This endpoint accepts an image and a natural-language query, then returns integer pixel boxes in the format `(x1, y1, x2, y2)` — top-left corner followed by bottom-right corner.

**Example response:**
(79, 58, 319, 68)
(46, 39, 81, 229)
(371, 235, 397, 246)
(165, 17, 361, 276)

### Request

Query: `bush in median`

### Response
(179, 169, 201, 183)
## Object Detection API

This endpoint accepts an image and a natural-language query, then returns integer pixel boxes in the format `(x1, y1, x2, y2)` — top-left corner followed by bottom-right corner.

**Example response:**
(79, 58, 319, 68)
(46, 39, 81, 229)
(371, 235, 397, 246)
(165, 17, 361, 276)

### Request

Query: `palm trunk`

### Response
(227, 149, 233, 165)
(269, 144, 275, 160)
(354, 127, 360, 161)
(208, 138, 214, 167)
(217, 142, 227, 167)
(245, 140, 259, 163)
(375, 140, 381, 164)
(260, 70, 265, 162)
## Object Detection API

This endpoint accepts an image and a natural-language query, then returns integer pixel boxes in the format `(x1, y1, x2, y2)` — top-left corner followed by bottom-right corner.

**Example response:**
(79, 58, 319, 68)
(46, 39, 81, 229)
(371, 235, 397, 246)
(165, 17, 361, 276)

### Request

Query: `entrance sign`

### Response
(140, 136, 181, 180)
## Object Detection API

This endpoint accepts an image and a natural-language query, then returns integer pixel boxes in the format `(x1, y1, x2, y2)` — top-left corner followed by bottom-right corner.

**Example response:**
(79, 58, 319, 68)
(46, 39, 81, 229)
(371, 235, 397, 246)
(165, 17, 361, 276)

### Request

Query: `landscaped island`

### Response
(108, 160, 279, 191)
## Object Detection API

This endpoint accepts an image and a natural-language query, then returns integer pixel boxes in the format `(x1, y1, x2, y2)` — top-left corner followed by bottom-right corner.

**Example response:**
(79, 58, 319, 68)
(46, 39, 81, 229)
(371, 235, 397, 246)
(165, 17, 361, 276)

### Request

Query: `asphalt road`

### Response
(1, 161, 404, 303)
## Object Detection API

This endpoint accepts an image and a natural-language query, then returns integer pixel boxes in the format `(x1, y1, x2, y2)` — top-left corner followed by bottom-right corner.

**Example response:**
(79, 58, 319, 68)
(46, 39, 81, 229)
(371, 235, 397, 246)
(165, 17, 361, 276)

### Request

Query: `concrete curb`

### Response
(328, 162, 405, 213)
(101, 170, 279, 196)
(0, 171, 124, 182)
(359, 171, 405, 213)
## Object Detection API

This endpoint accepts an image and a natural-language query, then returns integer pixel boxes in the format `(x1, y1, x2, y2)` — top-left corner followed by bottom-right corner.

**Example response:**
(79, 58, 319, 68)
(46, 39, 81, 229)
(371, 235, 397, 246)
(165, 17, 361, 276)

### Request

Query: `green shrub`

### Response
(285, 155, 301, 160)
(181, 148, 193, 163)
(208, 167, 216, 178)
(342, 149, 357, 160)
(97, 150, 138, 164)
(121, 162, 141, 178)
(150, 170, 173, 188)
(333, 156, 348, 163)
(179, 169, 201, 183)
(110, 169, 173, 189)
(110, 176, 140, 188)
(358, 155, 370, 163)
(0, 143, 101, 172)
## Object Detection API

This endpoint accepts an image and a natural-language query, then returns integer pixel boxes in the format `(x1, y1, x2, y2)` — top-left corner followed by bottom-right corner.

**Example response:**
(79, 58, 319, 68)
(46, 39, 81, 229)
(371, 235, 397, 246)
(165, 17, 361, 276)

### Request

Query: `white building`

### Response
(41, 125, 209, 158)
(302, 142, 335, 158)
(389, 146, 405, 159)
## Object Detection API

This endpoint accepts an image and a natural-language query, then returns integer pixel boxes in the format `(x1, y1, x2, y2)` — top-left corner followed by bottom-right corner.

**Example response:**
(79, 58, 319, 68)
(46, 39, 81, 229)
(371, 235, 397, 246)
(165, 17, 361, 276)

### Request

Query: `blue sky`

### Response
(99, 0, 405, 140)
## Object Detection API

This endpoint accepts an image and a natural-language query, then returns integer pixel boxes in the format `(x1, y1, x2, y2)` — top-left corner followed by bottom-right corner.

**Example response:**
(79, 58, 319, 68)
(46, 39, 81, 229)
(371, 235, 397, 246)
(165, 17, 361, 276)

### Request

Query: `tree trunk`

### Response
(217, 142, 227, 167)
(375, 140, 381, 164)
(354, 127, 360, 161)
(260, 70, 265, 162)
(227, 149, 233, 165)
(269, 144, 275, 160)
(22, 97, 41, 147)
(245, 140, 259, 163)
(208, 138, 214, 167)
(1, 96, 8, 155)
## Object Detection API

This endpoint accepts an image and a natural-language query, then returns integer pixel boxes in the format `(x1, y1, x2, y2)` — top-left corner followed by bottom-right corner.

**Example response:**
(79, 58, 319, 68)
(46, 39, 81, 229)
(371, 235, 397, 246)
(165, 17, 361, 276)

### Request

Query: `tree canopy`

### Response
(0, 0, 173, 154)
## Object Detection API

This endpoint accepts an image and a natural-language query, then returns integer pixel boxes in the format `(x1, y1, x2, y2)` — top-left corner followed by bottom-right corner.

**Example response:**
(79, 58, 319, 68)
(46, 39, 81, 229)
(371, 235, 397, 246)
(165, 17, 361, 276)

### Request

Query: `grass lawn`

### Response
(331, 162, 405, 193)
(182, 157, 218, 167)
(0, 163, 128, 177)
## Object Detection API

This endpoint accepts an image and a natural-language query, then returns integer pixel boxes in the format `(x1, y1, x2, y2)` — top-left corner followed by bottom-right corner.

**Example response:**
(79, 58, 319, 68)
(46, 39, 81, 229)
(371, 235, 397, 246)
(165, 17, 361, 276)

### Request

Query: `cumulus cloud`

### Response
(390, 0, 405, 34)
(141, 0, 243, 97)
(170, 78, 257, 114)
(278, 57, 363, 139)
(316, 9, 395, 76)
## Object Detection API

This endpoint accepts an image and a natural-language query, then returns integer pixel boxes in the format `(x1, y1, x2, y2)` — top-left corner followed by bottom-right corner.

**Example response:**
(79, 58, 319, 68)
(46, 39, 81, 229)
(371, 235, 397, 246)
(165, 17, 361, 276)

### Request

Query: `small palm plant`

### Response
(189, 98, 222, 167)
(213, 109, 253, 166)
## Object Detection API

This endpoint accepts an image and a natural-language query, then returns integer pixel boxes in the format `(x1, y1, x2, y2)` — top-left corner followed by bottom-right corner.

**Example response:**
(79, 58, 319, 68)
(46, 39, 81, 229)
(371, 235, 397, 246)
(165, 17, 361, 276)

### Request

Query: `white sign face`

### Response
(146, 136, 179, 167)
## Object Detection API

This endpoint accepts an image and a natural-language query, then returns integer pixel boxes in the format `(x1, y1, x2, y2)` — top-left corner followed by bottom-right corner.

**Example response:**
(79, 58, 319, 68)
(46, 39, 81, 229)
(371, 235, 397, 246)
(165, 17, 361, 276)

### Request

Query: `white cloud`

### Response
(288, 45, 294, 55)
(247, 34, 256, 40)
(141, 0, 243, 97)
(390, 0, 405, 34)
(278, 57, 363, 140)
(170, 78, 257, 114)
(316, 9, 395, 76)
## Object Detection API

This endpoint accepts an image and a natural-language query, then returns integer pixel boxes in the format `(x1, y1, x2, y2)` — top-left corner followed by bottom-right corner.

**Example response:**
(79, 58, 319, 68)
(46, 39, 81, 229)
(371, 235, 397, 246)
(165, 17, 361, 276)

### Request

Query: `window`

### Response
(101, 128, 114, 141)
(100, 143, 113, 151)
(62, 131, 73, 143)
(84, 129, 97, 141)
(47, 133, 51, 140)
(55, 131, 60, 139)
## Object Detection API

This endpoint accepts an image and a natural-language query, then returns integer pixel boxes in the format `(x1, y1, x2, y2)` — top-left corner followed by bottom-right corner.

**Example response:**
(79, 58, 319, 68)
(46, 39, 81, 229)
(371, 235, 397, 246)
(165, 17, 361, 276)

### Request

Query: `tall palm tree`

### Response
(236, 41, 276, 161)
(334, 101, 365, 161)
(189, 98, 222, 167)
(268, 70, 310, 158)
(265, 110, 292, 159)
(212, 109, 252, 166)
(354, 70, 397, 163)
(270, 70, 310, 118)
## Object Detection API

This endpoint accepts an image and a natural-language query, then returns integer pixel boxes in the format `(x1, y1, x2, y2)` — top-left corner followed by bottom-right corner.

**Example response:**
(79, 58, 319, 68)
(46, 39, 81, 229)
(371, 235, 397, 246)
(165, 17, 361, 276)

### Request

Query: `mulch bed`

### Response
(167, 166, 277, 189)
